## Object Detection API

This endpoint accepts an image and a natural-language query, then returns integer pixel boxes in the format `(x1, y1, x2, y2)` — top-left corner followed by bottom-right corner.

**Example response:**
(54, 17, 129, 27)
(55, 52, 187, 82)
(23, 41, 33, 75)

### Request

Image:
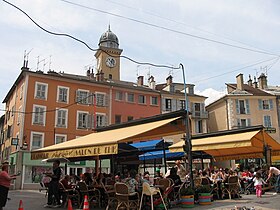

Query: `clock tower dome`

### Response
(95, 26, 123, 81)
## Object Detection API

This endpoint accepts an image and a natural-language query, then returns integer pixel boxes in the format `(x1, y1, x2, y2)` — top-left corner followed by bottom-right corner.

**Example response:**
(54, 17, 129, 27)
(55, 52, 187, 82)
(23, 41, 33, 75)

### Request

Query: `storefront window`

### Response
(24, 166, 52, 183)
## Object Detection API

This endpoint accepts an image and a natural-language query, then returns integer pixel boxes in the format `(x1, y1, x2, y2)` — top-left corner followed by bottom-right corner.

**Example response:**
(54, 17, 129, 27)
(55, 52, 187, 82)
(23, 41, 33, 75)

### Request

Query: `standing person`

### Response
(265, 165, 280, 194)
(175, 160, 187, 181)
(253, 172, 266, 198)
(44, 160, 62, 208)
(0, 164, 17, 210)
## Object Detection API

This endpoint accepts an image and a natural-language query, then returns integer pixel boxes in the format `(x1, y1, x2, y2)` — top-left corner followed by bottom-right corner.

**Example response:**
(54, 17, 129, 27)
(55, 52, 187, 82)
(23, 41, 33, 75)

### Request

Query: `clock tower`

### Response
(95, 26, 123, 81)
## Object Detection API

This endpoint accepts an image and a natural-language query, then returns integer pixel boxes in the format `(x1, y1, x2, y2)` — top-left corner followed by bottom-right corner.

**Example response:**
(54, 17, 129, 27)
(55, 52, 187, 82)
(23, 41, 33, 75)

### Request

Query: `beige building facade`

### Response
(207, 73, 279, 142)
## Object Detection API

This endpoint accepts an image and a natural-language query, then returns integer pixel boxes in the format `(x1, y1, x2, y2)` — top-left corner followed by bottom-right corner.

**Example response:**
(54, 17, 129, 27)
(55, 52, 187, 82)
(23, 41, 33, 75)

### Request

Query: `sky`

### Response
(1, 0, 280, 115)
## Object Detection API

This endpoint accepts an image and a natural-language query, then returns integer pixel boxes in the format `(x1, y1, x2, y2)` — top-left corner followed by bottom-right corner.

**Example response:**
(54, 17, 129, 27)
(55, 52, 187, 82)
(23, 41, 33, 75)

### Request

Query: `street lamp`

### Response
(20, 141, 28, 150)
(180, 63, 194, 188)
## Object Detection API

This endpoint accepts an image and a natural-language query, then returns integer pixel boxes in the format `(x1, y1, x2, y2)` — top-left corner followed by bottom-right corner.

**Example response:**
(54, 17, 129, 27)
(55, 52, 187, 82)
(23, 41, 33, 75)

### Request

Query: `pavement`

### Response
(4, 190, 280, 210)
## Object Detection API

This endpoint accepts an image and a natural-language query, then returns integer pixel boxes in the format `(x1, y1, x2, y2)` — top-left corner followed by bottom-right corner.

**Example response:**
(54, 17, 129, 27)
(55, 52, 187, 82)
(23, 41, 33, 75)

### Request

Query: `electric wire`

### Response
(59, 0, 279, 57)
(2, 0, 180, 69)
(103, 0, 277, 56)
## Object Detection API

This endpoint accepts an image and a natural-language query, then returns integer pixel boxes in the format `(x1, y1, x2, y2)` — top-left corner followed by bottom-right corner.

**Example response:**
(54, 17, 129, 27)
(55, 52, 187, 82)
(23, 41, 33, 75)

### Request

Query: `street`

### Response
(5, 190, 280, 210)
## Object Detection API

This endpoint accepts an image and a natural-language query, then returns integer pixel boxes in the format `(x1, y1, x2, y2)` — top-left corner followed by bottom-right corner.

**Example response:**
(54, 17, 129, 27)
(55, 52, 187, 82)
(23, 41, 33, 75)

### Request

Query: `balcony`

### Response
(191, 111, 208, 119)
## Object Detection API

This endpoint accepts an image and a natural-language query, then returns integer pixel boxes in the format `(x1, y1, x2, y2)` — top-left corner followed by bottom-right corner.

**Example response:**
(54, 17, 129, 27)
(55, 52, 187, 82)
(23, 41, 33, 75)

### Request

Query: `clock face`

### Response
(105, 56, 116, 68)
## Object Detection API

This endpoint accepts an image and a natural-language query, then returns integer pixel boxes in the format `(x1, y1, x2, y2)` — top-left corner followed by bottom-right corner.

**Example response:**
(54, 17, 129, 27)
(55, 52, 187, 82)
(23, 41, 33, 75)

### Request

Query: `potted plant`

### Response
(196, 185, 212, 205)
(180, 186, 195, 208)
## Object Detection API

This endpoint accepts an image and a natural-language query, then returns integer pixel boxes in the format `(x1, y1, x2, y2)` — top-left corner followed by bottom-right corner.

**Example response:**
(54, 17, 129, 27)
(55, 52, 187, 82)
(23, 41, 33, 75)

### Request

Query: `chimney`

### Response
(247, 74, 252, 86)
(99, 71, 104, 81)
(253, 76, 258, 88)
(148, 76, 155, 90)
(166, 75, 173, 86)
(258, 73, 268, 89)
(86, 69, 90, 77)
(90, 69, 95, 80)
(236, 73, 244, 90)
(137, 76, 144, 86)
(96, 71, 100, 82)
(186, 84, 194, 95)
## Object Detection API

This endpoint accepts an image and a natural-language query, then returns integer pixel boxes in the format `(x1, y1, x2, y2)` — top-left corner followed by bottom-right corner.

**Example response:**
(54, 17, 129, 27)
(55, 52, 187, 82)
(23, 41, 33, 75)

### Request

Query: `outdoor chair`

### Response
(222, 175, 241, 199)
(99, 182, 117, 210)
(115, 182, 139, 210)
(77, 181, 101, 208)
(158, 178, 172, 192)
(201, 177, 219, 200)
(139, 182, 167, 210)
(59, 182, 80, 207)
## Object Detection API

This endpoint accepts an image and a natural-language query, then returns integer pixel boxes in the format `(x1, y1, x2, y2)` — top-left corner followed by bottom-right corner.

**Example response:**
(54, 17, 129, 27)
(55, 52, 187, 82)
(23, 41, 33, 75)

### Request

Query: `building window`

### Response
(127, 93, 135, 102)
(165, 99, 172, 111)
(264, 115, 272, 127)
(236, 99, 250, 114)
(77, 111, 90, 129)
(20, 84, 24, 100)
(17, 106, 22, 125)
(180, 100, 185, 110)
(115, 115, 121, 124)
(32, 105, 46, 125)
(31, 132, 44, 150)
(138, 95, 146, 104)
(127, 116, 133, 121)
(237, 118, 251, 128)
(115, 91, 123, 101)
(194, 103, 201, 116)
(96, 93, 106, 107)
(56, 109, 68, 128)
(96, 114, 107, 127)
(57, 86, 69, 103)
(76, 90, 90, 105)
(258, 99, 273, 110)
(109, 74, 112, 80)
(151, 96, 158, 105)
(35, 82, 48, 100)
(55, 134, 67, 144)
(195, 120, 203, 134)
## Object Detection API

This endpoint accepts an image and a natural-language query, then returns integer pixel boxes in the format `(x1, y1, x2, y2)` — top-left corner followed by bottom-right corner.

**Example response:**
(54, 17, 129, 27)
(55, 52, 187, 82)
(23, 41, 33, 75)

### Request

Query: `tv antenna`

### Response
(23, 49, 33, 68)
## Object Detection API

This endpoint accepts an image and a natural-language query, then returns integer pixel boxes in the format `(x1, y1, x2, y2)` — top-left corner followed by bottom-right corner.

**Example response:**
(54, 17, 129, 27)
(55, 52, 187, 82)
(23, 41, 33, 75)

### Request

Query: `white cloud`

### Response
(196, 88, 226, 106)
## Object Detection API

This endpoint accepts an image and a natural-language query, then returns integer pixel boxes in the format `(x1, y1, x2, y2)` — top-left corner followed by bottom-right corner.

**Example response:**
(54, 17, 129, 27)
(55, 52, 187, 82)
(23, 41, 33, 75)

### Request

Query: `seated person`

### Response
(167, 167, 182, 186)
(124, 169, 139, 200)
(60, 175, 73, 189)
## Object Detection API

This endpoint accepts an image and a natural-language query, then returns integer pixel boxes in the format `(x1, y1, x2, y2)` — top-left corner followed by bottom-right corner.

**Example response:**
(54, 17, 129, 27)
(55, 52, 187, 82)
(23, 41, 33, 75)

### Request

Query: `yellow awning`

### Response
(31, 116, 185, 160)
(169, 130, 280, 161)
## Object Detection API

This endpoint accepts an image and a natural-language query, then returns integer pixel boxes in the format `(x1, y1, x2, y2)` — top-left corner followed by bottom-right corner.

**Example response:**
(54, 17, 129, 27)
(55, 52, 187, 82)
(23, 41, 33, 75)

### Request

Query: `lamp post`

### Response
(180, 63, 194, 188)
(15, 140, 28, 190)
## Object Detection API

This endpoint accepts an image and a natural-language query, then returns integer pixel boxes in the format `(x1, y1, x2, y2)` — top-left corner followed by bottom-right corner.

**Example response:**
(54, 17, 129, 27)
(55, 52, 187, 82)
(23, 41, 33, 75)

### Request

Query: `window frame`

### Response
(138, 95, 146, 104)
(76, 111, 89, 129)
(55, 108, 68, 128)
(30, 131, 44, 150)
(115, 91, 123, 101)
(76, 89, 90, 105)
(150, 96, 158, 106)
(57, 86, 69, 103)
(55, 134, 67, 144)
(32, 104, 46, 126)
(127, 93, 135, 103)
(34, 82, 48, 100)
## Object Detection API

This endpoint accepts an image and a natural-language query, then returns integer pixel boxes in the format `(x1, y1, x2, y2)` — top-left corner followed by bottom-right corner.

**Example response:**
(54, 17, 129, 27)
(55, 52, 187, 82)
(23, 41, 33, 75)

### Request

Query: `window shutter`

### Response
(87, 114, 92, 129)
(171, 99, 177, 111)
(190, 102, 193, 113)
(245, 99, 250, 114)
(78, 113, 83, 128)
(88, 93, 93, 105)
(75, 90, 79, 103)
(269, 99, 273, 110)
(161, 98, 166, 111)
(258, 99, 262, 110)
(176, 99, 180, 109)
(247, 118, 251, 127)
(235, 99, 240, 114)
(105, 94, 109, 107)
(195, 121, 199, 133)
(104, 116, 108, 126)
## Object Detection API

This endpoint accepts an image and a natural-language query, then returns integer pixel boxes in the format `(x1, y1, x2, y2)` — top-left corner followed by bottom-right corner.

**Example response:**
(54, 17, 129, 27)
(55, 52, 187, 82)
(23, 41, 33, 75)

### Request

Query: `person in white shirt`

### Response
(265, 166, 280, 194)
(253, 172, 266, 198)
